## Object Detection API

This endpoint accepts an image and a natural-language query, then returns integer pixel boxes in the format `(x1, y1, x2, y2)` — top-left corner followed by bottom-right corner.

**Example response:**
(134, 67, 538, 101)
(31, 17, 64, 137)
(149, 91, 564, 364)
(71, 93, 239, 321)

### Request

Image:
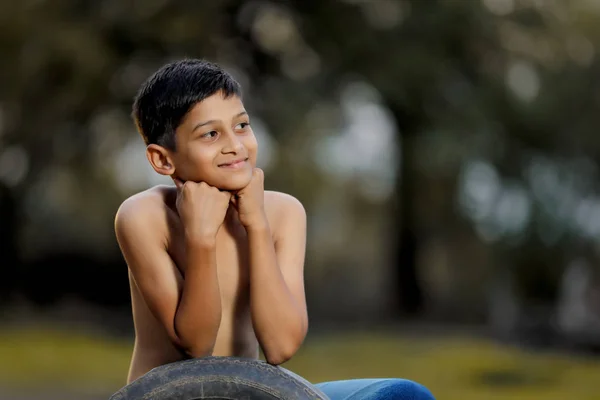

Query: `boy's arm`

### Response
(247, 193, 309, 365)
(114, 199, 222, 358)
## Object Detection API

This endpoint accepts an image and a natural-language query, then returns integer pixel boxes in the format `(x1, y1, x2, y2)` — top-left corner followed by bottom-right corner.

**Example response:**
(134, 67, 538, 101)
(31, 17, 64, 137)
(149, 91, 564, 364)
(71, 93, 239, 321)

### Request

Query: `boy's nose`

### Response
(222, 132, 245, 154)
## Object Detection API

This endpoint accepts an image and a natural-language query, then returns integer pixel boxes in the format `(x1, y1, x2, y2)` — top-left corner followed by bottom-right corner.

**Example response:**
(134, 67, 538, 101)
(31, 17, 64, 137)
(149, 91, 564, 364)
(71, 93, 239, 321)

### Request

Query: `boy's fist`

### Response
(232, 168, 267, 229)
(174, 179, 232, 243)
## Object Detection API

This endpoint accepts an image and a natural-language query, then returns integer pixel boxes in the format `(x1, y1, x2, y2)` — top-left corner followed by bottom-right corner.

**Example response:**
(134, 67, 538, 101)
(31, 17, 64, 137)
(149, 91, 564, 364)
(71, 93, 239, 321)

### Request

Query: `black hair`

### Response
(132, 59, 242, 150)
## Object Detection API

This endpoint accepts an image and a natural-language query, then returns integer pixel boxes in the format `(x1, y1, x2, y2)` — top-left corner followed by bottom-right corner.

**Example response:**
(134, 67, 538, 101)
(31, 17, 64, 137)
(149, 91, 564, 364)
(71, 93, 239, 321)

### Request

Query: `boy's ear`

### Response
(146, 144, 175, 176)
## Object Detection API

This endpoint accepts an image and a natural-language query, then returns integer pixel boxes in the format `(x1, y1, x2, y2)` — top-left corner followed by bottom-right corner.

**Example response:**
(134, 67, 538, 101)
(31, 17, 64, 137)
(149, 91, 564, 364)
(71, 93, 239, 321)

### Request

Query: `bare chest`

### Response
(168, 217, 250, 307)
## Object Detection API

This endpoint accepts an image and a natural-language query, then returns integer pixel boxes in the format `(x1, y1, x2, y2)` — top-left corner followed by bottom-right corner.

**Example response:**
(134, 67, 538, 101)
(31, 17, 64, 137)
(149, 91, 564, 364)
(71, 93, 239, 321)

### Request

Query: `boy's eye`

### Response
(201, 131, 218, 139)
(235, 122, 250, 130)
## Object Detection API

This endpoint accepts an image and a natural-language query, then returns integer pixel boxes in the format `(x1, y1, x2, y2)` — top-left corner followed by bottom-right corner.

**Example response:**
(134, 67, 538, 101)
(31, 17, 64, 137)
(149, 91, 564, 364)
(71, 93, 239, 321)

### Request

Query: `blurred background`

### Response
(2, 0, 600, 399)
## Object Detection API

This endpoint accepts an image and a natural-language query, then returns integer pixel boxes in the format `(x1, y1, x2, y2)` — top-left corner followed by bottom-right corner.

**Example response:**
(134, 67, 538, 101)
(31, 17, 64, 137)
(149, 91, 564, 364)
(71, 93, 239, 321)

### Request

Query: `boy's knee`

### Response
(376, 379, 435, 400)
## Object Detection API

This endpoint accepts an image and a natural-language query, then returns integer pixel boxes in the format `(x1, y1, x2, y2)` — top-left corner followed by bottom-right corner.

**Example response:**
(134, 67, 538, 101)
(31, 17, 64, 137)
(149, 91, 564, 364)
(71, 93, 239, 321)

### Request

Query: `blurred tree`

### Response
(268, 0, 600, 330)
(277, 0, 502, 316)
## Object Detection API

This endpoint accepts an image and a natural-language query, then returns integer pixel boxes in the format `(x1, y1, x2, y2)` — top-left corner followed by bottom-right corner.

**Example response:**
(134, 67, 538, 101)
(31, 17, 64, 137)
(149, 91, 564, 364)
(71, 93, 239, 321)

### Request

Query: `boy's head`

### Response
(132, 59, 257, 191)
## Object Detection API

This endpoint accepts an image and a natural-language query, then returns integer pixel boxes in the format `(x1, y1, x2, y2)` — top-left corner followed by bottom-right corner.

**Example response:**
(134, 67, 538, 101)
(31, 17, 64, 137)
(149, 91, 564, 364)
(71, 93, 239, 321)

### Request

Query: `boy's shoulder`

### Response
(264, 190, 305, 215)
(263, 191, 306, 238)
(115, 185, 175, 227)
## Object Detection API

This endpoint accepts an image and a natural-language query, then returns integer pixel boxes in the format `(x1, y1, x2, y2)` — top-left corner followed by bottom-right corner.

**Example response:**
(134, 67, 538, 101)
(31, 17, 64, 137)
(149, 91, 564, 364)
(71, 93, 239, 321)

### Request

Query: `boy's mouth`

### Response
(218, 157, 248, 169)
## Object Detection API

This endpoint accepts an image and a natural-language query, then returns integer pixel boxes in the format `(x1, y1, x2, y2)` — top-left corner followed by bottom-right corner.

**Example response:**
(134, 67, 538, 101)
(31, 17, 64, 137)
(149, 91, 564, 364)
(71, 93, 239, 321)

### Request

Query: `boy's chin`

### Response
(213, 176, 253, 192)
(180, 170, 253, 191)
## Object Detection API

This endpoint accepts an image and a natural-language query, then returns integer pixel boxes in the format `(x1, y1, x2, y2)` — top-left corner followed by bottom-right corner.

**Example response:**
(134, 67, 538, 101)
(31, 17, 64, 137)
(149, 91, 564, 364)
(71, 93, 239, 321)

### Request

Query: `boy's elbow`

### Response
(184, 347, 213, 359)
(264, 337, 303, 366)
(172, 332, 214, 359)
(265, 350, 294, 366)
(173, 319, 218, 359)
(179, 339, 215, 359)
(267, 319, 308, 365)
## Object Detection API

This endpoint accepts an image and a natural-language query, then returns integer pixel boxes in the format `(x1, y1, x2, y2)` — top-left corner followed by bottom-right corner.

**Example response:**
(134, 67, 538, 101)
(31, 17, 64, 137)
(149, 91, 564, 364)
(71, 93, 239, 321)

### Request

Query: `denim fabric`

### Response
(315, 379, 435, 400)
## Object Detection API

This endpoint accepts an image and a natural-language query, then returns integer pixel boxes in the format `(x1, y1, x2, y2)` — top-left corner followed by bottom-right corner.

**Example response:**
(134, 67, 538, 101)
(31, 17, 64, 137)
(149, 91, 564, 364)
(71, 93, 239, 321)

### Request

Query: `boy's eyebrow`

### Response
(191, 111, 248, 132)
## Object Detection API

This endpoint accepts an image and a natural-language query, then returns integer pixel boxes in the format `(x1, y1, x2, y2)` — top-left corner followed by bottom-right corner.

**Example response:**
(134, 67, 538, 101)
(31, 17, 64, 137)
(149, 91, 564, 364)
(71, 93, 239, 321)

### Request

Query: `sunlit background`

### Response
(3, 0, 600, 399)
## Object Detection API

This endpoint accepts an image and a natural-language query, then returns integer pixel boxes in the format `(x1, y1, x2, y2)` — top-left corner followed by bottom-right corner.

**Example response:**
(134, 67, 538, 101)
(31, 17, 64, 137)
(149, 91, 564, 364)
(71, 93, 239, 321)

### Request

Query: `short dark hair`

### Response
(132, 59, 242, 150)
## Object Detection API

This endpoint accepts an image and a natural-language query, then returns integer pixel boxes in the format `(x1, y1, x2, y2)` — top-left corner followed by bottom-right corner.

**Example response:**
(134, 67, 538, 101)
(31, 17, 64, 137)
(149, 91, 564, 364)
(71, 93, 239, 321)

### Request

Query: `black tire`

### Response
(109, 356, 330, 400)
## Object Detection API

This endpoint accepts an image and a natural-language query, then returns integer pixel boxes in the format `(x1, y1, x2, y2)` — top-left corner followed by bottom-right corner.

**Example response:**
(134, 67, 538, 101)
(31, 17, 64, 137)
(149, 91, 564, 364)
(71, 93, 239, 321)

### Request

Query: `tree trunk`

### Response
(390, 108, 423, 317)
(0, 183, 18, 305)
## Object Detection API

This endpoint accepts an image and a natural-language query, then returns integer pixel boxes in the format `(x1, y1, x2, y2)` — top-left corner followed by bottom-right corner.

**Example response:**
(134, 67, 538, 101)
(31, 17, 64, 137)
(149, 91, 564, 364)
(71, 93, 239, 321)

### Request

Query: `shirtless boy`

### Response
(115, 59, 435, 400)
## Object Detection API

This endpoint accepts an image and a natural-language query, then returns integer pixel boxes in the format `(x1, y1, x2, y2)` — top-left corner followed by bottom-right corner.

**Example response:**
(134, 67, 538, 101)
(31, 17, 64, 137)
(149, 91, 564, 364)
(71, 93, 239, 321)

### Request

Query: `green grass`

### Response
(0, 326, 131, 391)
(2, 326, 600, 399)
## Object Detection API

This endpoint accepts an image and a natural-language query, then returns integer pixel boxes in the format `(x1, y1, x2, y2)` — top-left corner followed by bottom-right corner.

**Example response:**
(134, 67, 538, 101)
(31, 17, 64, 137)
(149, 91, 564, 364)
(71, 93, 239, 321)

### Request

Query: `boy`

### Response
(115, 59, 435, 399)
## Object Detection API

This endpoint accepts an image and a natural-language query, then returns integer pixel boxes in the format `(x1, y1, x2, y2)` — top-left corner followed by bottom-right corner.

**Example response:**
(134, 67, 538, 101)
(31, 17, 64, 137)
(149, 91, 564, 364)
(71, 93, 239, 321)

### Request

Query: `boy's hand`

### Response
(232, 168, 267, 229)
(174, 178, 232, 244)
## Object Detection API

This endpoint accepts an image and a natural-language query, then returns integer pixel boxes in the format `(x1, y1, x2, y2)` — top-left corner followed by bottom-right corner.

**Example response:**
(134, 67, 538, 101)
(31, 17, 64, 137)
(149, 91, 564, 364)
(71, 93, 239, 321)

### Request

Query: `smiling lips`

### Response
(218, 158, 248, 169)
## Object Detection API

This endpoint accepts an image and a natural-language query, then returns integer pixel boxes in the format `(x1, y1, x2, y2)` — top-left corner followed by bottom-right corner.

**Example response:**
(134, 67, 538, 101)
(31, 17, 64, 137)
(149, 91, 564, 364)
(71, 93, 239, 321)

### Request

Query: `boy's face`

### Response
(159, 92, 258, 191)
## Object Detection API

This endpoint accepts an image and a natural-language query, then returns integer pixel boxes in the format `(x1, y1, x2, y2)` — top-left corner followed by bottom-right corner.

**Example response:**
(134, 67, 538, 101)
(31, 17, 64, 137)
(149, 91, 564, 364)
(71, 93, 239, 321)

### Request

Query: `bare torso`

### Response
(125, 186, 262, 383)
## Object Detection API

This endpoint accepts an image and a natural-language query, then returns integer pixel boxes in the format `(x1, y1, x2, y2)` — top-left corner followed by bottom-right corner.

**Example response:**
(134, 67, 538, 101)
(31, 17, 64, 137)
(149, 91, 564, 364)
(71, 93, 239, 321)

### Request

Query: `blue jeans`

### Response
(315, 378, 435, 400)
